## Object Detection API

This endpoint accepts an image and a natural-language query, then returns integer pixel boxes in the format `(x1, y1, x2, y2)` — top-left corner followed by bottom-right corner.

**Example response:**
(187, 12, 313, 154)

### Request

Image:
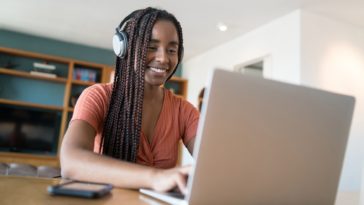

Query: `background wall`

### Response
(300, 11, 364, 192)
(0, 29, 115, 65)
(183, 10, 301, 108)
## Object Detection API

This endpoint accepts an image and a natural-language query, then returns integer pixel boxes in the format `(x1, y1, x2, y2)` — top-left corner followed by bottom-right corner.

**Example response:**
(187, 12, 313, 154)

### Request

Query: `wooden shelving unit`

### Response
(165, 76, 188, 99)
(0, 46, 188, 167)
(0, 47, 113, 167)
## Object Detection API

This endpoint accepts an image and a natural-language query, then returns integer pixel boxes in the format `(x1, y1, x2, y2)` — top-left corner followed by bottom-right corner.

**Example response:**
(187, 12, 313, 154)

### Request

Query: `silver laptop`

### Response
(140, 69, 355, 205)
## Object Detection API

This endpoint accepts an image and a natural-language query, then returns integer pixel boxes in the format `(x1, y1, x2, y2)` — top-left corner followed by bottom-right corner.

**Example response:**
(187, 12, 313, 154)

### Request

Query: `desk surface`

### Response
(0, 176, 167, 205)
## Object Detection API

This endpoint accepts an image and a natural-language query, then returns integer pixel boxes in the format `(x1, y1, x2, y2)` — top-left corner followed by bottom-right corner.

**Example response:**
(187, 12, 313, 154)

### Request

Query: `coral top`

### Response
(71, 83, 199, 169)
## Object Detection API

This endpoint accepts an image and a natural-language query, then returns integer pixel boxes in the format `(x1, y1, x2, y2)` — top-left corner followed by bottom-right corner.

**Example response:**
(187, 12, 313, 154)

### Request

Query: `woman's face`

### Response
(145, 20, 179, 86)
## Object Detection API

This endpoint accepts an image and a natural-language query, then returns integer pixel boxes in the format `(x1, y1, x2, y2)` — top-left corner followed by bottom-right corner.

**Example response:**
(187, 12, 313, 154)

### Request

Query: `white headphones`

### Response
(112, 19, 184, 63)
(112, 21, 129, 58)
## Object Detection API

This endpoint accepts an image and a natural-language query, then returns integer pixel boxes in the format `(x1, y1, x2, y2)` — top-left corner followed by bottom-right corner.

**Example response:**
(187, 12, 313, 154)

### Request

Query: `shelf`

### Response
(0, 98, 63, 111)
(71, 79, 95, 86)
(0, 152, 58, 160)
(0, 68, 67, 83)
(170, 76, 186, 82)
(0, 46, 70, 64)
(0, 152, 59, 167)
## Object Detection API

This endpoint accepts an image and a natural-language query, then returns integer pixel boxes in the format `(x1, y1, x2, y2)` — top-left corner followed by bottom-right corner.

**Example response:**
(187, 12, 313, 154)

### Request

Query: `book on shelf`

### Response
(33, 62, 56, 70)
(30, 70, 57, 78)
(73, 68, 97, 82)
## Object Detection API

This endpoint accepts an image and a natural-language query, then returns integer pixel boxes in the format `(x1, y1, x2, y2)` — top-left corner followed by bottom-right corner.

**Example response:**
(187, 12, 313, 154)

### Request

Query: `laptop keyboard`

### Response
(166, 190, 185, 199)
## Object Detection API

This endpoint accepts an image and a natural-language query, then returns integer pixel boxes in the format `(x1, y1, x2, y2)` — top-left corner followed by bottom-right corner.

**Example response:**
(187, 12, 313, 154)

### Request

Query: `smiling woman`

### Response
(60, 7, 199, 194)
(144, 20, 180, 87)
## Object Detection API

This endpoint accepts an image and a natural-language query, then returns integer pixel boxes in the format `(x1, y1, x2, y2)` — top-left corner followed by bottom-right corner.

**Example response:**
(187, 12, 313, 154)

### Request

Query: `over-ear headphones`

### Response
(113, 18, 184, 62)
(113, 21, 129, 58)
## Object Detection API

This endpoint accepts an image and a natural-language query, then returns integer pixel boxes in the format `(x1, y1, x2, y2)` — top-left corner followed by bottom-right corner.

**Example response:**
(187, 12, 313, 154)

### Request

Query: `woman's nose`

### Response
(155, 48, 169, 64)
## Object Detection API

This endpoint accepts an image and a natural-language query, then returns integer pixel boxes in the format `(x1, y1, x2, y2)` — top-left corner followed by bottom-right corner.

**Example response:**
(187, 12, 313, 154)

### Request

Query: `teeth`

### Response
(150, 67, 166, 73)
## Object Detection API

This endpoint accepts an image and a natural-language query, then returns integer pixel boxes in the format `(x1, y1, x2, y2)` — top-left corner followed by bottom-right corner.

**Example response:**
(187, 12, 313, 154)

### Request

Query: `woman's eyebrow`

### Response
(149, 39, 159, 44)
(149, 39, 179, 46)
(169, 41, 179, 46)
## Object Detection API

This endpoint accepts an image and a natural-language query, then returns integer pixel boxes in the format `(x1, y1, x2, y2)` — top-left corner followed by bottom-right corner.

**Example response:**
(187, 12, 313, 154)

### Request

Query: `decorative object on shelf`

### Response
(73, 68, 97, 82)
(33, 62, 56, 70)
(30, 62, 57, 78)
(70, 93, 81, 107)
(0, 55, 18, 69)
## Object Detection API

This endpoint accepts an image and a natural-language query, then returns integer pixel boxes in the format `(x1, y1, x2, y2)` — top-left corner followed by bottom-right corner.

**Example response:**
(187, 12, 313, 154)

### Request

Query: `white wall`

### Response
(183, 10, 301, 107)
(301, 11, 364, 192)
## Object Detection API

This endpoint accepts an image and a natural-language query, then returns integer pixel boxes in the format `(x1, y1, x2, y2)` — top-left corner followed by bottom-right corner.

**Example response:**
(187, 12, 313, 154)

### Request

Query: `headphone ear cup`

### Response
(113, 31, 128, 58)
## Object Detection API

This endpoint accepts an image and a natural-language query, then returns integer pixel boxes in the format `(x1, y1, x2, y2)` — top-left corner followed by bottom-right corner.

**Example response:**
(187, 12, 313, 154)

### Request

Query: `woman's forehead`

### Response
(151, 20, 179, 43)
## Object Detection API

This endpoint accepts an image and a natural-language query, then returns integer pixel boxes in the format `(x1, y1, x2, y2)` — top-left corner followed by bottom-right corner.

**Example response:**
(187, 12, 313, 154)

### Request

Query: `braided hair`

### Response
(100, 7, 184, 162)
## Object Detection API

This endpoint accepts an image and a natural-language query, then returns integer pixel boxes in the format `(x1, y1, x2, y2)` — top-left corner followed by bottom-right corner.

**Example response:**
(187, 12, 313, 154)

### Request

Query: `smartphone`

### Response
(48, 180, 113, 198)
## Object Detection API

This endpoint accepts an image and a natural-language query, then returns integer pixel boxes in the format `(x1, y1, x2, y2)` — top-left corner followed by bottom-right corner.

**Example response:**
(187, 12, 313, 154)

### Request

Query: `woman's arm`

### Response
(60, 120, 190, 193)
(186, 138, 195, 155)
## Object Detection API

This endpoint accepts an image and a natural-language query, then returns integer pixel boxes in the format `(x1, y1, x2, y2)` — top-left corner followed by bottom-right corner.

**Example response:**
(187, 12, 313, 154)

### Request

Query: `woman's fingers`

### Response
(175, 173, 188, 195)
(175, 165, 193, 194)
(178, 165, 192, 175)
(151, 165, 193, 194)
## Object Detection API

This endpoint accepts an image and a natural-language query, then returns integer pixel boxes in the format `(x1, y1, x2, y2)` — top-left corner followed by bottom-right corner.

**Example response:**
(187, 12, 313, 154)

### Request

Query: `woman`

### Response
(60, 7, 199, 194)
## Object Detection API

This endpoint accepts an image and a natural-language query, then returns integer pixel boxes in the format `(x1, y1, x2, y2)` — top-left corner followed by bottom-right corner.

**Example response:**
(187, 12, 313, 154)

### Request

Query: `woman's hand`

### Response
(151, 165, 192, 195)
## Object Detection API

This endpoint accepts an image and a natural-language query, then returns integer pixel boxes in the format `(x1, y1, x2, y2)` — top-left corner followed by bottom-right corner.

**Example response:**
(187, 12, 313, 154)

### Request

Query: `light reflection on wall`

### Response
(318, 42, 364, 96)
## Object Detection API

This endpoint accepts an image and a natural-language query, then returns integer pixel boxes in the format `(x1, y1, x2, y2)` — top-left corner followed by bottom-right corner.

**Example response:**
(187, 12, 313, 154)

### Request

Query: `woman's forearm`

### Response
(61, 146, 157, 189)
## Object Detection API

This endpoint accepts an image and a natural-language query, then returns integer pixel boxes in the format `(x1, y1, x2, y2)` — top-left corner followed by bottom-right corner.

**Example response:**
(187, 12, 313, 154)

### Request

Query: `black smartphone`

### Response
(47, 180, 113, 198)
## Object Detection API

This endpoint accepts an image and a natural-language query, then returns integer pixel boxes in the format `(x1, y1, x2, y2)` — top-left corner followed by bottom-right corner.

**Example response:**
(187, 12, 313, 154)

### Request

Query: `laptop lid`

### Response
(186, 69, 355, 205)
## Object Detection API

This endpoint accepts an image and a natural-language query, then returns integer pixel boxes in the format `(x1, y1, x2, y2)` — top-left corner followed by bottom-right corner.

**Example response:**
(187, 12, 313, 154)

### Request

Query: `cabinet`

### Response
(0, 47, 188, 167)
(0, 47, 113, 167)
(164, 76, 187, 99)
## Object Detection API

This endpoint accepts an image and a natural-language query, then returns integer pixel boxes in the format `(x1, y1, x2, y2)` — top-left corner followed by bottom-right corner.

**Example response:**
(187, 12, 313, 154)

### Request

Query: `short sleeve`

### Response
(180, 100, 200, 145)
(71, 84, 111, 132)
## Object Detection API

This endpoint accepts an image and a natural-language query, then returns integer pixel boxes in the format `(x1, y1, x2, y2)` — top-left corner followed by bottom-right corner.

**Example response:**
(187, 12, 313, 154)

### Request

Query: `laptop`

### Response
(140, 69, 355, 205)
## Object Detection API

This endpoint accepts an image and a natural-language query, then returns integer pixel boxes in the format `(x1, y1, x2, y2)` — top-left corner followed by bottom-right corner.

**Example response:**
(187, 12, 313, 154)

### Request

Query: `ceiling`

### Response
(1, 0, 363, 61)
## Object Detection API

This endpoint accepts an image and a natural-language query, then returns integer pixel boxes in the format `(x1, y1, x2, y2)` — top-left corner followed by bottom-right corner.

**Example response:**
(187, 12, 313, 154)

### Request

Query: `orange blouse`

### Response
(71, 83, 199, 169)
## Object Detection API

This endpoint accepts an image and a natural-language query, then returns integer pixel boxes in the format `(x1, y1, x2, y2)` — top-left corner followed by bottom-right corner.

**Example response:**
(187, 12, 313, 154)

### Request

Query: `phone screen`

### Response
(60, 182, 108, 191)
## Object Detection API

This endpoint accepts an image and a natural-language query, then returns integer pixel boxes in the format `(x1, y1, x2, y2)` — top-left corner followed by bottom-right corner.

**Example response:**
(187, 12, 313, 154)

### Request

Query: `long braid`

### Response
(101, 7, 184, 162)
(131, 12, 157, 161)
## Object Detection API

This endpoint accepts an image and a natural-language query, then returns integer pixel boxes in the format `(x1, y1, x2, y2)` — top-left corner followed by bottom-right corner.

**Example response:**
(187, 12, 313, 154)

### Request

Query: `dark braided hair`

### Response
(100, 7, 184, 162)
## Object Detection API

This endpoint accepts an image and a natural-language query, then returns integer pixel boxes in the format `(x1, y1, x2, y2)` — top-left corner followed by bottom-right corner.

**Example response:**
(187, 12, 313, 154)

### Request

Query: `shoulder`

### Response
(164, 88, 198, 112)
(76, 83, 113, 108)
(83, 83, 113, 97)
(72, 83, 113, 129)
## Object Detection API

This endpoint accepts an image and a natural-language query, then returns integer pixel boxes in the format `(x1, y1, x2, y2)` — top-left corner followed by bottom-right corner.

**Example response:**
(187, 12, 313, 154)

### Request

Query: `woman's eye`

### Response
(147, 46, 157, 51)
(168, 48, 177, 54)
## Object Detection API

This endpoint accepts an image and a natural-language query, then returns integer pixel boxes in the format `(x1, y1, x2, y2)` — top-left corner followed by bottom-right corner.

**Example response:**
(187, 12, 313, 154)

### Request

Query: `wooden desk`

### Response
(0, 176, 166, 205)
